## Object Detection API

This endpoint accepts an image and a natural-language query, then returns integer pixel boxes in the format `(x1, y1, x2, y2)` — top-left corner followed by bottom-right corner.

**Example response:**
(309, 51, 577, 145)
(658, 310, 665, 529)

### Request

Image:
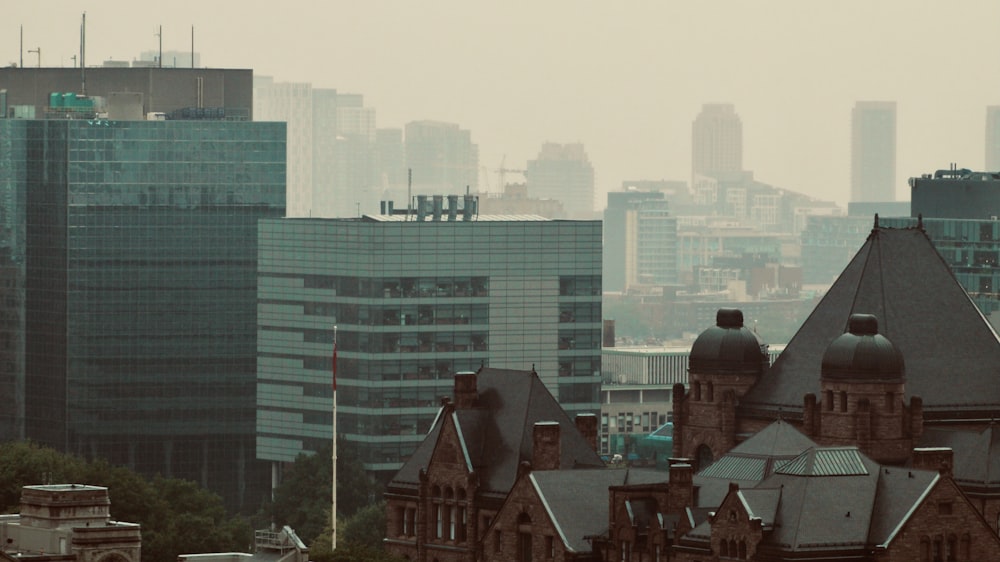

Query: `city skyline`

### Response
(7, 1, 1000, 208)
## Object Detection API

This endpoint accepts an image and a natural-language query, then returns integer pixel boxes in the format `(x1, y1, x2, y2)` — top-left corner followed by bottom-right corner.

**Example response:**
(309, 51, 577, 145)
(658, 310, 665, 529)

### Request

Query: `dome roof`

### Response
(821, 314, 904, 381)
(689, 309, 768, 375)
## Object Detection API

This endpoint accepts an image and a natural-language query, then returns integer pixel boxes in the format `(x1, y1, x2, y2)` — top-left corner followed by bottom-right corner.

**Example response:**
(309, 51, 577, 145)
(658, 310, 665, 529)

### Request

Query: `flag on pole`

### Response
(332, 339, 338, 391)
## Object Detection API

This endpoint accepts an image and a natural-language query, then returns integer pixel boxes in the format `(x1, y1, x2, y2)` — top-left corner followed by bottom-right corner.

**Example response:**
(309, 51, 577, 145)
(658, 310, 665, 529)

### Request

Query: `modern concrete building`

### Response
(691, 104, 742, 183)
(256, 206, 602, 476)
(851, 101, 897, 202)
(0, 67, 252, 120)
(525, 143, 596, 219)
(0, 117, 286, 509)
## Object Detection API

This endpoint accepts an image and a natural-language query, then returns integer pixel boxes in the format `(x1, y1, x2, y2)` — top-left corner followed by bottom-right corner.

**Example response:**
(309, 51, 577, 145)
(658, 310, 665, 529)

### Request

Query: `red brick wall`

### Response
(880, 478, 1000, 562)
(481, 475, 569, 562)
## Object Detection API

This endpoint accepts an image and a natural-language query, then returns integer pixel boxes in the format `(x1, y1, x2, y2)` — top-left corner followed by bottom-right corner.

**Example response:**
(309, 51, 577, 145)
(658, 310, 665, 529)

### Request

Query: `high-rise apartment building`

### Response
(986, 106, 1000, 171)
(851, 101, 897, 202)
(0, 118, 286, 508)
(525, 142, 595, 219)
(604, 190, 678, 292)
(256, 206, 602, 476)
(691, 104, 743, 182)
(404, 121, 479, 194)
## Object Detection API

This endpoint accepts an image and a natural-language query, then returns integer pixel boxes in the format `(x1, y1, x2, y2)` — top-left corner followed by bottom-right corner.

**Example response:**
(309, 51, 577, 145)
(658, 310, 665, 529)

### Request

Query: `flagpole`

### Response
(331, 325, 338, 551)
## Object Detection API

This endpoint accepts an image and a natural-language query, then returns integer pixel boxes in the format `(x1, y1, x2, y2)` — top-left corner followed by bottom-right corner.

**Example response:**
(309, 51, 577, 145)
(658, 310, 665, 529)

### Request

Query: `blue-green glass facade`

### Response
(881, 217, 1000, 319)
(0, 119, 285, 509)
(256, 216, 602, 474)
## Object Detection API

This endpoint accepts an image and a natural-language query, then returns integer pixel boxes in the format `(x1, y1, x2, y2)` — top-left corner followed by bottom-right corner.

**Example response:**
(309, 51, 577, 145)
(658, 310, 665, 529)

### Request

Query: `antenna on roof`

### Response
(80, 13, 86, 95)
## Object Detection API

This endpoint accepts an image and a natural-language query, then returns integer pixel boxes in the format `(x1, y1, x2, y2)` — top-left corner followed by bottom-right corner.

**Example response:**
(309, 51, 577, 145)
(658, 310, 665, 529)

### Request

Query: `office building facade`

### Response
(851, 101, 897, 202)
(0, 118, 286, 508)
(256, 210, 602, 474)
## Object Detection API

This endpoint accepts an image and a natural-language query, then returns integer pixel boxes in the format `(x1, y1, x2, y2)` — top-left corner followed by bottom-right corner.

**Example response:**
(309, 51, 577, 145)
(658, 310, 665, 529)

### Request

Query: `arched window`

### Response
(946, 534, 957, 561)
(961, 533, 971, 560)
(885, 391, 894, 413)
(839, 391, 848, 412)
(919, 536, 930, 562)
(826, 389, 833, 410)
(694, 381, 702, 401)
(729, 539, 737, 558)
(720, 539, 729, 557)
(696, 444, 713, 471)
(707, 382, 714, 402)
(519, 513, 533, 562)
(739, 539, 747, 559)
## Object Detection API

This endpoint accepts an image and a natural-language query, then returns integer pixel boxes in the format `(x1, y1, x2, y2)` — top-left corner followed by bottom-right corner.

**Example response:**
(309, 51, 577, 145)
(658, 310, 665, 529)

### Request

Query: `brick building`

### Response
(672, 223, 1000, 532)
(383, 368, 605, 562)
(673, 446, 1000, 561)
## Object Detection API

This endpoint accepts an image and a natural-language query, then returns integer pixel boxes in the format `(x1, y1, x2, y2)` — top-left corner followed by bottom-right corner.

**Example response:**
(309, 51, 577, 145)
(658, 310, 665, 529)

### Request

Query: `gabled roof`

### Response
(695, 421, 816, 507)
(920, 424, 1000, 488)
(742, 226, 1000, 414)
(531, 468, 665, 553)
(744, 447, 937, 552)
(388, 368, 605, 494)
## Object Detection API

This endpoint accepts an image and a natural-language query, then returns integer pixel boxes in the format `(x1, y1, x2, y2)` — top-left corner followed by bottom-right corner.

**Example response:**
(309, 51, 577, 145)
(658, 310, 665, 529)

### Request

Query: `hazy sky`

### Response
(8, 1, 1000, 207)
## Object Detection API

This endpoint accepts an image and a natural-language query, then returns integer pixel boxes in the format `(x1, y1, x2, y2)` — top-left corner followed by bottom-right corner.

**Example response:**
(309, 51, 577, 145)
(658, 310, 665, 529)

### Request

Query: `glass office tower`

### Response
(256, 212, 602, 475)
(0, 119, 286, 508)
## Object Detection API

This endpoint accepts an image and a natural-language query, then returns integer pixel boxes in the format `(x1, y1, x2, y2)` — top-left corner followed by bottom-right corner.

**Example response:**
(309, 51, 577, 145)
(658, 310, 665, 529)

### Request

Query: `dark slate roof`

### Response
(388, 368, 605, 493)
(919, 424, 1000, 488)
(695, 421, 817, 507)
(531, 468, 665, 553)
(746, 447, 938, 551)
(741, 226, 1000, 414)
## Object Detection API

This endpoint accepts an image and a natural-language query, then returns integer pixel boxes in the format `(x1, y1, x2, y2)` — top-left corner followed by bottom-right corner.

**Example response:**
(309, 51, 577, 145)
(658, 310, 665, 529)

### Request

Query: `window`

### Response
(938, 501, 953, 515)
(435, 504, 443, 539)
(545, 535, 554, 559)
(494, 530, 502, 553)
(840, 391, 848, 412)
(826, 389, 833, 410)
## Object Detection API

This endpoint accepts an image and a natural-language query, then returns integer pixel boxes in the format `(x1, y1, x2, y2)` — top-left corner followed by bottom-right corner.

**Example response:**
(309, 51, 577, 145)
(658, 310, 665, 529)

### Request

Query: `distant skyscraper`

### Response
(256, 210, 602, 475)
(525, 142, 595, 219)
(851, 101, 897, 202)
(312, 90, 377, 218)
(254, 77, 313, 216)
(692, 104, 743, 182)
(0, 118, 286, 509)
(404, 121, 478, 194)
(986, 106, 1000, 171)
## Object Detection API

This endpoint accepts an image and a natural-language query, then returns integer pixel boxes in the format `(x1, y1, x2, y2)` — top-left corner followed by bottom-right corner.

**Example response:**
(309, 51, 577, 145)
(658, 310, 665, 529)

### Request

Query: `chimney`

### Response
(447, 195, 458, 221)
(575, 413, 598, 452)
(667, 459, 694, 511)
(532, 421, 561, 471)
(453, 372, 477, 409)
(912, 447, 953, 478)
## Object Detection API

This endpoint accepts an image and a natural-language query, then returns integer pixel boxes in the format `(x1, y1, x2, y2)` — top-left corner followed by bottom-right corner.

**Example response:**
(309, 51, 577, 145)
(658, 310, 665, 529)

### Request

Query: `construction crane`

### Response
(493, 155, 526, 195)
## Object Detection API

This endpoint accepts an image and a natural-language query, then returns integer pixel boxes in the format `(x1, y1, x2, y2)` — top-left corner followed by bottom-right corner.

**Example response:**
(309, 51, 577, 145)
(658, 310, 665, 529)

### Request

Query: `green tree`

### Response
(268, 437, 381, 546)
(0, 441, 251, 562)
(309, 503, 401, 562)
